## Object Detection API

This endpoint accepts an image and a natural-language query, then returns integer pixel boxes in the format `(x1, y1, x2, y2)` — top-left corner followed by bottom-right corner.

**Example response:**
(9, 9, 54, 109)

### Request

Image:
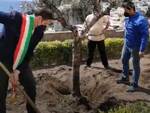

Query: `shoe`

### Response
(116, 76, 129, 84)
(104, 65, 111, 70)
(84, 65, 91, 69)
(127, 85, 138, 92)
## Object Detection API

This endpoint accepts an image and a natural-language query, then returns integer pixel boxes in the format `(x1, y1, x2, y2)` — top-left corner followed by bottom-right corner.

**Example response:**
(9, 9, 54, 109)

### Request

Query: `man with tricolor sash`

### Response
(0, 8, 56, 113)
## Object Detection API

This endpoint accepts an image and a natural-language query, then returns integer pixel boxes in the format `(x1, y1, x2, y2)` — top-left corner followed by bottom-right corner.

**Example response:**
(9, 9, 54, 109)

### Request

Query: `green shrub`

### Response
(31, 38, 124, 68)
(31, 40, 73, 68)
(104, 102, 150, 113)
(105, 38, 124, 59)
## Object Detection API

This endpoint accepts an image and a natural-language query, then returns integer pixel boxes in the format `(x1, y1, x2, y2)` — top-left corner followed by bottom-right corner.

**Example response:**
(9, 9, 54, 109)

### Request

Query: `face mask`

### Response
(124, 12, 130, 17)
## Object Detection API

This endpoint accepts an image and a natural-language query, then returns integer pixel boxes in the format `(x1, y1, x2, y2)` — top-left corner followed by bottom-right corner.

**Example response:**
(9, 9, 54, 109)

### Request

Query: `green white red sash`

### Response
(13, 14, 35, 70)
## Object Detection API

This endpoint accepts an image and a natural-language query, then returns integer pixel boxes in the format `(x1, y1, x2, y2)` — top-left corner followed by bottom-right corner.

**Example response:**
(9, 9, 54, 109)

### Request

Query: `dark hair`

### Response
(122, 1, 135, 11)
(34, 8, 55, 20)
(103, 7, 111, 15)
(93, 6, 99, 12)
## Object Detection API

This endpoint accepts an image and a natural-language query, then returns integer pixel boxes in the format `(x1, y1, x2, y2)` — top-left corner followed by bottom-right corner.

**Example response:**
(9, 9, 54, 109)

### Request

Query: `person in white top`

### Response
(84, 7, 110, 69)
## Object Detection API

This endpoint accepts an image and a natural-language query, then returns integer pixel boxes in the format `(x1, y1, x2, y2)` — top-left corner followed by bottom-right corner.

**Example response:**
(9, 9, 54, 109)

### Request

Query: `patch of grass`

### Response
(98, 102, 150, 113)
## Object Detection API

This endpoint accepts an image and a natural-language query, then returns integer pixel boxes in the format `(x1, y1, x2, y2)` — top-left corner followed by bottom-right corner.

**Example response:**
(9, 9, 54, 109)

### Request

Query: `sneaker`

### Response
(116, 76, 129, 84)
(127, 85, 138, 92)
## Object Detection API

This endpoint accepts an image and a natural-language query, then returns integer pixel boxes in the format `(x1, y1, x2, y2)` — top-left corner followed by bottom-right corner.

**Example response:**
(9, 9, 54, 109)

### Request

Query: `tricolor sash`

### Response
(13, 14, 35, 70)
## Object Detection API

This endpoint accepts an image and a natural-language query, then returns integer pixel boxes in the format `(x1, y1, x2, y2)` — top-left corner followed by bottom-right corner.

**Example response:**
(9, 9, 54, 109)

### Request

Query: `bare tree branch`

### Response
(35, 0, 76, 31)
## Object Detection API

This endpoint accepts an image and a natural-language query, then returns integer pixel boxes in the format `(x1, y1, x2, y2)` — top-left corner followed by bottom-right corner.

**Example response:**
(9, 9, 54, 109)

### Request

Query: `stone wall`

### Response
(43, 30, 124, 41)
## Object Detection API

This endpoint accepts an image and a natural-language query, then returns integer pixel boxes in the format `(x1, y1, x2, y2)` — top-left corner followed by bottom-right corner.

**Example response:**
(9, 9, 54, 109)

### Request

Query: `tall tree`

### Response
(34, 0, 124, 108)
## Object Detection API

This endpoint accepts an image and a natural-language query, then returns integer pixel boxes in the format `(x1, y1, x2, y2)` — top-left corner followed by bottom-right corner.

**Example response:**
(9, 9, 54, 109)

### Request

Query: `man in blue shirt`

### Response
(0, 9, 57, 113)
(117, 1, 149, 92)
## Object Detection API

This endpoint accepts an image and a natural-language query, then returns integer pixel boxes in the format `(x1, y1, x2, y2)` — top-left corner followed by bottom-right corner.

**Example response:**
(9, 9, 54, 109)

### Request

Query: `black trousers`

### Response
(0, 63, 36, 113)
(87, 40, 108, 67)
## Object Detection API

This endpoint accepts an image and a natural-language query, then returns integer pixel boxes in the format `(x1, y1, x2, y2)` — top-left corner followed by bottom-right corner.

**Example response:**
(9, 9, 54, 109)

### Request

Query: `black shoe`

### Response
(84, 65, 91, 69)
(104, 65, 111, 69)
(116, 77, 129, 84)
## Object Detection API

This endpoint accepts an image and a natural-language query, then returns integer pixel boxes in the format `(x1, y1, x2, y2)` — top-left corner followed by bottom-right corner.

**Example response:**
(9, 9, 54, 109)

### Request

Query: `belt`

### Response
(88, 33, 103, 36)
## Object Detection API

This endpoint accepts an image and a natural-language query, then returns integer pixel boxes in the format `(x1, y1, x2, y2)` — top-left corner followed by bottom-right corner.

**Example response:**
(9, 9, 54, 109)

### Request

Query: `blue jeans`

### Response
(121, 44, 140, 87)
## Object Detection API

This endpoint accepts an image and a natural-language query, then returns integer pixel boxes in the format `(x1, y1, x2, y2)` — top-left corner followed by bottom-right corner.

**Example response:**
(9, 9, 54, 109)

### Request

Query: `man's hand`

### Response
(78, 30, 84, 38)
(9, 70, 20, 95)
(72, 26, 78, 37)
(139, 51, 144, 58)
(57, 17, 67, 27)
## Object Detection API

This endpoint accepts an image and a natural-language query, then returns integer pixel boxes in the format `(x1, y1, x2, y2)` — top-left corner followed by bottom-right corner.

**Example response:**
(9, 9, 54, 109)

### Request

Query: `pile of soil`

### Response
(6, 55, 150, 113)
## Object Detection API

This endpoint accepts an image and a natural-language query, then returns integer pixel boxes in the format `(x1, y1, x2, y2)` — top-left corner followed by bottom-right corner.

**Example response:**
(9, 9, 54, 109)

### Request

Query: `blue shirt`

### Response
(124, 12, 149, 52)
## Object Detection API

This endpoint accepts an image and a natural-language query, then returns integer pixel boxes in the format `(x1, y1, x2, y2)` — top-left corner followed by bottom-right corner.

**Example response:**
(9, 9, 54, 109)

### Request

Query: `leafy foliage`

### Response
(99, 102, 150, 113)
(31, 38, 124, 68)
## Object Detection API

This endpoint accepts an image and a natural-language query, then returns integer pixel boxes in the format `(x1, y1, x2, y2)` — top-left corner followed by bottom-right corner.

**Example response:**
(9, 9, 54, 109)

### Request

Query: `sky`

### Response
(0, 0, 33, 32)
(1, 0, 32, 1)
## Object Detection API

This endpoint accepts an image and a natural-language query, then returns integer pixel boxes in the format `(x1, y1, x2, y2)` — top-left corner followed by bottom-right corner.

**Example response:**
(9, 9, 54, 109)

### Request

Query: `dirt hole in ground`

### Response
(98, 97, 120, 112)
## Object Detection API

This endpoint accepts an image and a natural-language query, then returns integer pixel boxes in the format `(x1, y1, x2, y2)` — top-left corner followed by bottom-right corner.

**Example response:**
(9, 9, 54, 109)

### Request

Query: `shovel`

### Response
(0, 62, 42, 113)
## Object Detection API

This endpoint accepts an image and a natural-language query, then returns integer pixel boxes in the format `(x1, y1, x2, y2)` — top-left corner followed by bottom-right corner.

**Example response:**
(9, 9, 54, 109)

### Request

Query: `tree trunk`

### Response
(72, 36, 82, 97)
